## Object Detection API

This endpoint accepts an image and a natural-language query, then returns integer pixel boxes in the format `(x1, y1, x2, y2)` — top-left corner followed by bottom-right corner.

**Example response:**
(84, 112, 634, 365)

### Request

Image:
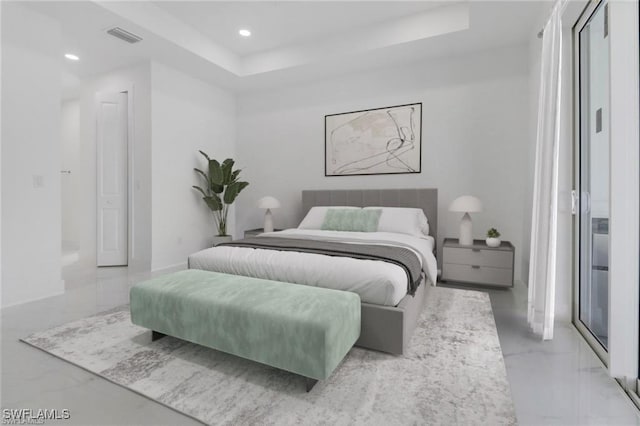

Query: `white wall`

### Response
(1, 3, 64, 307)
(236, 45, 532, 281)
(66, 61, 236, 274)
(60, 100, 81, 249)
(150, 61, 236, 271)
(74, 63, 152, 272)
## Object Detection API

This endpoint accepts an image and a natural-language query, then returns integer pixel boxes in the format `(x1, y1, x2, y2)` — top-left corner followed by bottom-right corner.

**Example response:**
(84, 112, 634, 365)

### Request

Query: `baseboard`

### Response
(1, 288, 65, 310)
(151, 262, 188, 274)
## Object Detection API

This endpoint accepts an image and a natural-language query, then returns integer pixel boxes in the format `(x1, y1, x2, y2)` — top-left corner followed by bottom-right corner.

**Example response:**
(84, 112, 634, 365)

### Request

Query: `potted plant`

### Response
(486, 228, 502, 248)
(192, 151, 249, 245)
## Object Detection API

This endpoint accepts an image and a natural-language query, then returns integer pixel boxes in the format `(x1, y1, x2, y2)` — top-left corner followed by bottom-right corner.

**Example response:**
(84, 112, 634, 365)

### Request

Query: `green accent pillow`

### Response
(321, 208, 382, 232)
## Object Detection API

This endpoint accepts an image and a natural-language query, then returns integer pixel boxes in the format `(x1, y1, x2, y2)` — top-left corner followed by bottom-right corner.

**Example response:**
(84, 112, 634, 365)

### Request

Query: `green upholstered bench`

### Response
(130, 269, 361, 391)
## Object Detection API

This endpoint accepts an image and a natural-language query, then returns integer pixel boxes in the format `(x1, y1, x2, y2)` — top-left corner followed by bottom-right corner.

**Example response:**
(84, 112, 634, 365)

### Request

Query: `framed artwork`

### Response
(325, 102, 422, 176)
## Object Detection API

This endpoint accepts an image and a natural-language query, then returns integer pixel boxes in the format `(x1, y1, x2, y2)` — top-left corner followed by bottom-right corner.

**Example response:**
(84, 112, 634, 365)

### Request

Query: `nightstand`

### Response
(244, 228, 283, 238)
(441, 238, 514, 288)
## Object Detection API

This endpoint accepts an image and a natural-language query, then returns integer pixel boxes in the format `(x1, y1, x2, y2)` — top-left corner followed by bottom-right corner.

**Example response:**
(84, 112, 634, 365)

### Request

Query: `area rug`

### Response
(21, 286, 516, 425)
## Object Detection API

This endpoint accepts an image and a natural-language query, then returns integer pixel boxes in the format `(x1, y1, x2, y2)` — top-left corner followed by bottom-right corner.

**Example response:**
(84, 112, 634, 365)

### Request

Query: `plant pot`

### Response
(211, 235, 232, 247)
(486, 237, 501, 248)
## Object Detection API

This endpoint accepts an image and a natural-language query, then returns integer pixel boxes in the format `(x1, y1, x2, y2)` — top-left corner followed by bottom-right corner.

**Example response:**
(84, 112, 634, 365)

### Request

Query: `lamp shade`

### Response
(449, 195, 482, 213)
(258, 196, 281, 209)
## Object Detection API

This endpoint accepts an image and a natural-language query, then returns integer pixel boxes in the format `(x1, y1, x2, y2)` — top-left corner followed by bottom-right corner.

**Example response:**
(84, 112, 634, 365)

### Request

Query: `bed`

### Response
(188, 188, 438, 355)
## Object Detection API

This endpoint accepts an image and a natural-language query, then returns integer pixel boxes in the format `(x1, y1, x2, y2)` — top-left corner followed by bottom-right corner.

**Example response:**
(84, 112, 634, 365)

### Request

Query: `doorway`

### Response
(573, 0, 610, 361)
(60, 99, 81, 269)
(60, 88, 132, 288)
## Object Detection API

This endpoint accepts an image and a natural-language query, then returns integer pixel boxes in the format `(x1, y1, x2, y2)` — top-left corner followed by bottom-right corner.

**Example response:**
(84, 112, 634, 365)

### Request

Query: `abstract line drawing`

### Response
(325, 103, 422, 176)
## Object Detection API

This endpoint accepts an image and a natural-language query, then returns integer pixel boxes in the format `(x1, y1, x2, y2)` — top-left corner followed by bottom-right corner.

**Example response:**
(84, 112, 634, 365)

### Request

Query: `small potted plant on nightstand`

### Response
(486, 228, 502, 248)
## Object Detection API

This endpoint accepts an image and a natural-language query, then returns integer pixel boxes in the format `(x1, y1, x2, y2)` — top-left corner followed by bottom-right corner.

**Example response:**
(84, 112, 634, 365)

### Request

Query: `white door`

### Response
(96, 92, 128, 266)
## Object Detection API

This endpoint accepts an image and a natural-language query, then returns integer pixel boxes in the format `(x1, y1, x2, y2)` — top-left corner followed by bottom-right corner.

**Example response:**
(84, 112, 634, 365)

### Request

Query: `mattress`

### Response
(188, 229, 437, 306)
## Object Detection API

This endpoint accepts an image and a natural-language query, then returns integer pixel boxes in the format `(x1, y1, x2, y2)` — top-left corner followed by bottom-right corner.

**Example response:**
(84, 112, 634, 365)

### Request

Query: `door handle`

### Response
(582, 191, 591, 214)
(471, 265, 481, 269)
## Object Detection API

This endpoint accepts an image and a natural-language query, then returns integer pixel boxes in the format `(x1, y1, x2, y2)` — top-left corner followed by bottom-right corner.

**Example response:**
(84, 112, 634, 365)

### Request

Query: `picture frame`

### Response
(325, 102, 422, 176)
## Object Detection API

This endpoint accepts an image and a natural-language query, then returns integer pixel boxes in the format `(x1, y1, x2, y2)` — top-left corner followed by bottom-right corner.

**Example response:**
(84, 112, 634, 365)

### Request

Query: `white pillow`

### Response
(298, 206, 361, 229)
(364, 207, 429, 237)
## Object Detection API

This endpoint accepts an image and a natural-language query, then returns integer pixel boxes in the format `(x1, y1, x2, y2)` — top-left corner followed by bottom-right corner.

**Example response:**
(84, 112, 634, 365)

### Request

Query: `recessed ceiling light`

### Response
(64, 53, 80, 61)
(238, 29, 251, 37)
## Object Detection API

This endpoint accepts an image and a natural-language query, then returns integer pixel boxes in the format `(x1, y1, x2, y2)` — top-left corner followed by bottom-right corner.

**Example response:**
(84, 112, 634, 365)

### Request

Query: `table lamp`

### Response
(449, 195, 483, 245)
(258, 196, 281, 233)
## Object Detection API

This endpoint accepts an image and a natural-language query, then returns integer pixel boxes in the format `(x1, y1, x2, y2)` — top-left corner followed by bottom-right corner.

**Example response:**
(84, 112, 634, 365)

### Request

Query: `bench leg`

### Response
(151, 331, 166, 341)
(305, 378, 318, 392)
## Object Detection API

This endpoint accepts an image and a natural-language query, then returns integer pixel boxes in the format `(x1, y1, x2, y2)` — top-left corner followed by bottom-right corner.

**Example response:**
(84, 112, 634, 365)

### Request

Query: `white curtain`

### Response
(528, 0, 567, 340)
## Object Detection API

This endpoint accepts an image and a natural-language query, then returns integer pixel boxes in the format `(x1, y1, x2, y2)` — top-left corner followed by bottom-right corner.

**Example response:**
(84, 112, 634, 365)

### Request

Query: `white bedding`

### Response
(188, 229, 438, 306)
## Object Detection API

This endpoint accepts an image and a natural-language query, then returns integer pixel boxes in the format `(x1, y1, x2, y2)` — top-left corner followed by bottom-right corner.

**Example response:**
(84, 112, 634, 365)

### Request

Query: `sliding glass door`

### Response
(574, 0, 610, 357)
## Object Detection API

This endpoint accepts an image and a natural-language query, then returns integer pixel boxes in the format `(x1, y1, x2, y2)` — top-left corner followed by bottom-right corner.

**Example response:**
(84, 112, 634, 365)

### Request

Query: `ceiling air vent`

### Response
(106, 27, 143, 44)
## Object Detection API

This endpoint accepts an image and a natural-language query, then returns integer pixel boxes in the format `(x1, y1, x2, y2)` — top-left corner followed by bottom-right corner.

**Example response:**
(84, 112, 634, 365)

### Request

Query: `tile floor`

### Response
(486, 283, 640, 425)
(1, 267, 639, 425)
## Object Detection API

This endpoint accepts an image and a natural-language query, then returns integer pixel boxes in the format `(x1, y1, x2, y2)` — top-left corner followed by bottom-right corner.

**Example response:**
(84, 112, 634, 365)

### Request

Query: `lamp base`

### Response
(459, 213, 473, 245)
(263, 209, 274, 233)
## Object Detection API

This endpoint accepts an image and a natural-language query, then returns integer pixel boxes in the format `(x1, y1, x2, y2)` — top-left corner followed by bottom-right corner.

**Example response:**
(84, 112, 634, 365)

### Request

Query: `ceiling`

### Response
(151, 1, 452, 56)
(23, 1, 551, 92)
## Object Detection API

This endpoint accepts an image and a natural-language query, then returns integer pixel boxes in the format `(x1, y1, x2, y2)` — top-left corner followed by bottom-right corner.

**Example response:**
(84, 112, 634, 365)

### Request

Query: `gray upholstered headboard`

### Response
(301, 188, 438, 244)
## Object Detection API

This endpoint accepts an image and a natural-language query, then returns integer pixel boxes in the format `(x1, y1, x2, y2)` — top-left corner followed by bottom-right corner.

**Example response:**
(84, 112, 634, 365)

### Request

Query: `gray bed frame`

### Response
(301, 188, 438, 355)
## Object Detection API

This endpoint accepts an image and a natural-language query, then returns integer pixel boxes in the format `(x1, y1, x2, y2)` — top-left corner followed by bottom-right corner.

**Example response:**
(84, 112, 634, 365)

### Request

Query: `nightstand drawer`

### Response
(442, 263, 513, 287)
(443, 247, 512, 269)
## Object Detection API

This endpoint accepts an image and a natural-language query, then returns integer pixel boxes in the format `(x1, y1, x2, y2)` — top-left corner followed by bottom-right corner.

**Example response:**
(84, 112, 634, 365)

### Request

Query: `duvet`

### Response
(188, 229, 438, 306)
